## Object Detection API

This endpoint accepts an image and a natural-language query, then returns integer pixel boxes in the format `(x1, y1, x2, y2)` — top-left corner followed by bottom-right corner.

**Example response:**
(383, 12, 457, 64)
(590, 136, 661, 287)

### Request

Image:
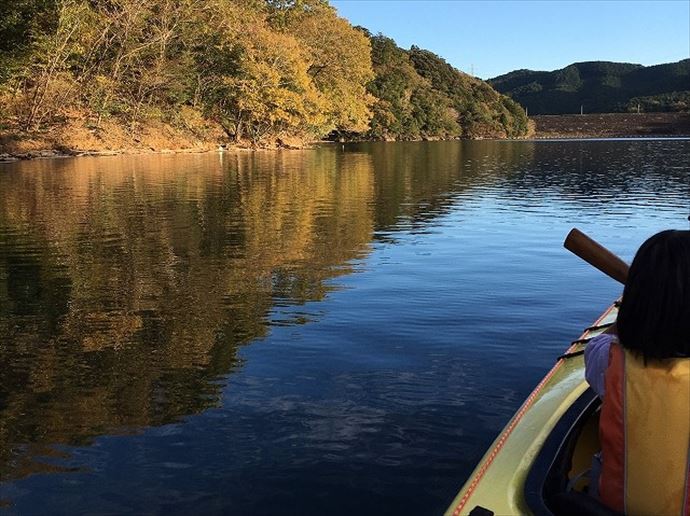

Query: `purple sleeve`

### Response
(584, 333, 614, 398)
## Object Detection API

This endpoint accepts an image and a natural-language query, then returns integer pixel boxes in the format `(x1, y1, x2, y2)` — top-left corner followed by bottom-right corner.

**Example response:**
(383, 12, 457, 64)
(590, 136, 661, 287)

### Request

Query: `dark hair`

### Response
(617, 230, 690, 360)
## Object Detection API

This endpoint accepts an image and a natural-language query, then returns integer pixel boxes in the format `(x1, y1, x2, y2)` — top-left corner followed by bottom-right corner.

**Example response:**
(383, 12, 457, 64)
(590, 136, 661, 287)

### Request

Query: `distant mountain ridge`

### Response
(489, 59, 690, 114)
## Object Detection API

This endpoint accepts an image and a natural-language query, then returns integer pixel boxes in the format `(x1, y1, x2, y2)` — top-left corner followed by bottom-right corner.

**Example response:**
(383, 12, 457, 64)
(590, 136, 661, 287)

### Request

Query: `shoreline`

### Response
(0, 145, 231, 163)
(2, 112, 689, 163)
(0, 142, 320, 163)
(3, 136, 689, 164)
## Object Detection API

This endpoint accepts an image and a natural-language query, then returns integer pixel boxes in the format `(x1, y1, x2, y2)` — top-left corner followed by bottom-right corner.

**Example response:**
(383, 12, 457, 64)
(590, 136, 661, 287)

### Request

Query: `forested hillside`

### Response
(366, 36, 528, 139)
(490, 59, 690, 115)
(0, 0, 528, 153)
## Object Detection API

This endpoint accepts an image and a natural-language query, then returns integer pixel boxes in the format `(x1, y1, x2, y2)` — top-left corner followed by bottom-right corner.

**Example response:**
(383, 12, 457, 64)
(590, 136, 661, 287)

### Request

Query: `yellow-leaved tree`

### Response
(271, 0, 374, 135)
(199, 10, 326, 145)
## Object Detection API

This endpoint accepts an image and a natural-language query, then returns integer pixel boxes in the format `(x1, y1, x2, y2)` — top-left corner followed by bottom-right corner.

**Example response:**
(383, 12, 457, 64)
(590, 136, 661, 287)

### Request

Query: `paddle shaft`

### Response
(564, 228, 629, 284)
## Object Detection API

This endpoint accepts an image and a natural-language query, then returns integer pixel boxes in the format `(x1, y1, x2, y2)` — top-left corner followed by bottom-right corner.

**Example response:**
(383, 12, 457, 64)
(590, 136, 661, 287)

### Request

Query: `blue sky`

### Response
(331, 0, 690, 79)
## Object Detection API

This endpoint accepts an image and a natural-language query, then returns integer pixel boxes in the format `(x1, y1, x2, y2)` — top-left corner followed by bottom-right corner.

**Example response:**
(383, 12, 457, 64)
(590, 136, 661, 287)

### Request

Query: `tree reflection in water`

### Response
(0, 141, 541, 483)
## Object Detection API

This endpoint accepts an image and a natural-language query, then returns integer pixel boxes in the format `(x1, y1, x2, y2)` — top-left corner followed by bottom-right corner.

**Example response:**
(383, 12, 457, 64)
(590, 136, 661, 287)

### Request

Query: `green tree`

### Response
(366, 35, 422, 139)
(365, 35, 525, 140)
(0, 0, 58, 83)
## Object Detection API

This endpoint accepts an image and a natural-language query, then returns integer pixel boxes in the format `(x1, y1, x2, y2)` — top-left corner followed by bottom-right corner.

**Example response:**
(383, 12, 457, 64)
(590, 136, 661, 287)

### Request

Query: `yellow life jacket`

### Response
(599, 342, 690, 515)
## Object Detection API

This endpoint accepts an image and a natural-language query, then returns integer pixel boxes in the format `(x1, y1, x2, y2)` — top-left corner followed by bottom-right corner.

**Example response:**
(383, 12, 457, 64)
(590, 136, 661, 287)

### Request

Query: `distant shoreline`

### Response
(531, 112, 690, 139)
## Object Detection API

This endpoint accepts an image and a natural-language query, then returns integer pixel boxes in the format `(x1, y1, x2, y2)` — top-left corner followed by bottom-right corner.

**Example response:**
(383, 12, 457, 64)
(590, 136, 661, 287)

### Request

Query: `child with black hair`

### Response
(584, 229, 690, 515)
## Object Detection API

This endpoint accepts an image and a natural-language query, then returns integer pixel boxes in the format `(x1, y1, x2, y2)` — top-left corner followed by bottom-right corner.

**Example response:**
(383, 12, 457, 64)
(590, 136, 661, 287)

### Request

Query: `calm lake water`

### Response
(1, 140, 689, 515)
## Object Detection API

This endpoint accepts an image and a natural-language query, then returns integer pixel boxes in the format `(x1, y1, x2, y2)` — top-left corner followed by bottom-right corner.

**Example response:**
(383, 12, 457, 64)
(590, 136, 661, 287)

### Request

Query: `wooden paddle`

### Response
(563, 228, 629, 285)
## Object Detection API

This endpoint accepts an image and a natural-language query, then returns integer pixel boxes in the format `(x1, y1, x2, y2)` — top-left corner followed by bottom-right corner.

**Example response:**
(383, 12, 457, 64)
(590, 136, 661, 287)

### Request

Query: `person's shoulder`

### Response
(585, 332, 616, 367)
(587, 332, 616, 352)
(585, 333, 616, 398)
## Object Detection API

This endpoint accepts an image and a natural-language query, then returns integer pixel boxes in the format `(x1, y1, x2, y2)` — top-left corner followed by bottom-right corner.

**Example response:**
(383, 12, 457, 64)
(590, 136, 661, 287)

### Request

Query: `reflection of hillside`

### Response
(1, 141, 563, 483)
(0, 150, 374, 480)
(345, 141, 536, 232)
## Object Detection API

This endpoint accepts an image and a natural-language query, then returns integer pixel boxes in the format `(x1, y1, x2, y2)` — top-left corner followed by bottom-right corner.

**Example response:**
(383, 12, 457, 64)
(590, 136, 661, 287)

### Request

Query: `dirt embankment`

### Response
(532, 113, 690, 139)
(0, 111, 309, 162)
(0, 115, 224, 162)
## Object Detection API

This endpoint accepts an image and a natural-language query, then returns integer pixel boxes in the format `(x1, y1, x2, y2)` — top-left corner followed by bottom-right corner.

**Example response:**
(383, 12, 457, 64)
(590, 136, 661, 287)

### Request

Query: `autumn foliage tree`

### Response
(0, 0, 374, 145)
(274, 1, 374, 134)
(200, 22, 326, 143)
(0, 0, 528, 147)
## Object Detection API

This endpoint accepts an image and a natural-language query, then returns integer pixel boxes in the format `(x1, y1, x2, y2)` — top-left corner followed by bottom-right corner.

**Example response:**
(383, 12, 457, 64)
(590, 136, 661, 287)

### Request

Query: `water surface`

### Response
(1, 140, 689, 514)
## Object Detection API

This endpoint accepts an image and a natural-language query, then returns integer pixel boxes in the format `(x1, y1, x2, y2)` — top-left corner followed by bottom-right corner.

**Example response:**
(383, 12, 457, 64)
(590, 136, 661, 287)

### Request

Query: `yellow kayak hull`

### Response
(445, 303, 618, 516)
